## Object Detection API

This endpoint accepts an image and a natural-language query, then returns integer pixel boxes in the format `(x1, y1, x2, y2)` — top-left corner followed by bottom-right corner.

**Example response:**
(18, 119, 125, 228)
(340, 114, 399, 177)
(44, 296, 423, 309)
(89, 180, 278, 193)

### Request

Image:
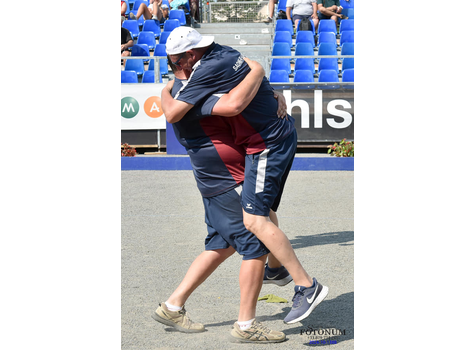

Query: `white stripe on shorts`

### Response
(255, 149, 270, 194)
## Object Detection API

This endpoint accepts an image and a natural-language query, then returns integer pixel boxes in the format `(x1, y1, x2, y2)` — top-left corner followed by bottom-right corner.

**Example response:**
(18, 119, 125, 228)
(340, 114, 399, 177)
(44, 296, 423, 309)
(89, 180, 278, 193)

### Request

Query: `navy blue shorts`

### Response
(241, 129, 297, 216)
(203, 186, 270, 260)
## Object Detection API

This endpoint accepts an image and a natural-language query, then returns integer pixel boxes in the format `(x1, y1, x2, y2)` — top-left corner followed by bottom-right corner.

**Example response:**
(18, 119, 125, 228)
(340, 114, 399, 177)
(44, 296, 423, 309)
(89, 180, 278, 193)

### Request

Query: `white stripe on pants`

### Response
(255, 149, 270, 194)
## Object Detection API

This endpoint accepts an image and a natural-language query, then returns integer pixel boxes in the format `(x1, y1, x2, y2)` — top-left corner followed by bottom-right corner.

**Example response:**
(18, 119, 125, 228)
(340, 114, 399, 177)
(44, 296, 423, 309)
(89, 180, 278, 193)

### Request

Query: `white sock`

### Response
(165, 301, 182, 312)
(237, 318, 255, 331)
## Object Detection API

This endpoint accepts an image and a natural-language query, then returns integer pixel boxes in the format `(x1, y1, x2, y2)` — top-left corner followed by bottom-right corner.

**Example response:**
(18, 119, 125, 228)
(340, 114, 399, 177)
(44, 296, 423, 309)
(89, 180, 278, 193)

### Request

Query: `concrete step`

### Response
(211, 33, 271, 46)
(195, 22, 274, 35)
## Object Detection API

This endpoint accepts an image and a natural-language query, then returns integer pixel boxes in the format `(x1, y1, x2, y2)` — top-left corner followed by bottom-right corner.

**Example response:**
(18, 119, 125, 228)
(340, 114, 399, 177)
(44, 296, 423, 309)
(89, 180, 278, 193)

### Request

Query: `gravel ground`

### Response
(122, 170, 354, 349)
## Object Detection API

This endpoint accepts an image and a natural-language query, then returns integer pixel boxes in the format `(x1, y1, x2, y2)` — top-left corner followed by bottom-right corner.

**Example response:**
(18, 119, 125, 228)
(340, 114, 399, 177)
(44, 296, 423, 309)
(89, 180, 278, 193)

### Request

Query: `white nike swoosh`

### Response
(266, 275, 278, 280)
(306, 285, 318, 304)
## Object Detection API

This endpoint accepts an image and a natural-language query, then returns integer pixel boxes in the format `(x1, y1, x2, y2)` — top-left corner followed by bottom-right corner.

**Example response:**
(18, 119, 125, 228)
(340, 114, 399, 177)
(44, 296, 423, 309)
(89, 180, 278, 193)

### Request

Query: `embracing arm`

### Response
(161, 79, 194, 123)
(212, 58, 288, 119)
(211, 58, 265, 117)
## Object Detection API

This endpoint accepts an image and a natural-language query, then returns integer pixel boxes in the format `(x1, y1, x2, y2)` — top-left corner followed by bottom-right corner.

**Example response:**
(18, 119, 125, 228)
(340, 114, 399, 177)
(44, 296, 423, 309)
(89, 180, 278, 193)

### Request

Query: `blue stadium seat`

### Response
(163, 19, 180, 32)
(269, 69, 291, 89)
(274, 31, 293, 48)
(341, 57, 354, 71)
(131, 44, 150, 63)
(122, 70, 138, 83)
(142, 70, 156, 83)
(339, 19, 354, 35)
(271, 58, 292, 74)
(340, 30, 354, 45)
(340, 42, 354, 56)
(277, 0, 287, 12)
(342, 8, 354, 19)
(154, 44, 170, 75)
(342, 68, 354, 88)
(132, 0, 148, 11)
(293, 69, 315, 89)
(318, 69, 340, 89)
(342, 68, 354, 81)
(296, 30, 315, 48)
(295, 42, 314, 56)
(159, 31, 171, 44)
(317, 42, 338, 56)
(122, 20, 140, 39)
(143, 19, 161, 39)
(137, 31, 156, 50)
(341, 0, 354, 8)
(142, 70, 163, 83)
(317, 57, 339, 73)
(275, 19, 294, 37)
(317, 32, 337, 48)
(317, 19, 337, 35)
(169, 9, 186, 26)
(294, 58, 315, 74)
(124, 59, 145, 77)
(272, 42, 292, 56)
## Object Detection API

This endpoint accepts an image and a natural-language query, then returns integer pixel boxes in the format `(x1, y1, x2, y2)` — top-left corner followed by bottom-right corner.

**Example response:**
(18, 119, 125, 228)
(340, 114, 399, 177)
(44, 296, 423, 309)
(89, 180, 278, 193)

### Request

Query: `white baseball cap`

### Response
(166, 27, 214, 55)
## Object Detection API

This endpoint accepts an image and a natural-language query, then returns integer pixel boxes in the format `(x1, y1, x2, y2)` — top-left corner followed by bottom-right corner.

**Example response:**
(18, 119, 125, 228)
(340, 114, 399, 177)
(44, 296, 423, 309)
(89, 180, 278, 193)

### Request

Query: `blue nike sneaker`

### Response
(263, 264, 293, 286)
(283, 278, 329, 324)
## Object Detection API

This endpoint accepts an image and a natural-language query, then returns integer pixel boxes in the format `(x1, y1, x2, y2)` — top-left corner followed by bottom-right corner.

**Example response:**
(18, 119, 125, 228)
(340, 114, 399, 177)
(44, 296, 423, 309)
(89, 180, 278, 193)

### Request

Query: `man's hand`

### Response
(165, 79, 175, 92)
(273, 91, 288, 120)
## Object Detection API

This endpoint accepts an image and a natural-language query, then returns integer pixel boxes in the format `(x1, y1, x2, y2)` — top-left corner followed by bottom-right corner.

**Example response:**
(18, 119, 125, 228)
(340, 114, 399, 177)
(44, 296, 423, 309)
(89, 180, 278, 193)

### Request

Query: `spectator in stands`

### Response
(161, 3, 170, 21)
(317, 0, 346, 24)
(121, 17, 134, 64)
(169, 0, 189, 11)
(129, 0, 164, 22)
(263, 0, 276, 23)
(286, 0, 319, 30)
(190, 0, 199, 23)
(121, 0, 128, 17)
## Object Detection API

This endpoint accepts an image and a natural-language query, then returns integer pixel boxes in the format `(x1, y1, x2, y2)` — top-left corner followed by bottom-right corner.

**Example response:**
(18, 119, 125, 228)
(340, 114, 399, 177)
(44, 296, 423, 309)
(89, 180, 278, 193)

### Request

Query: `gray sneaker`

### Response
(230, 320, 286, 343)
(128, 12, 136, 20)
(263, 16, 273, 23)
(283, 278, 329, 324)
(263, 264, 293, 286)
(152, 303, 205, 333)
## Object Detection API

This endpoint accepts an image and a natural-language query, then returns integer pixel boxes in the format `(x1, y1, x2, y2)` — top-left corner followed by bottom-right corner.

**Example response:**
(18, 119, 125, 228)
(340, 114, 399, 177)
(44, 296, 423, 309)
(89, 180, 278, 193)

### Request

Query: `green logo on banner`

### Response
(121, 97, 139, 118)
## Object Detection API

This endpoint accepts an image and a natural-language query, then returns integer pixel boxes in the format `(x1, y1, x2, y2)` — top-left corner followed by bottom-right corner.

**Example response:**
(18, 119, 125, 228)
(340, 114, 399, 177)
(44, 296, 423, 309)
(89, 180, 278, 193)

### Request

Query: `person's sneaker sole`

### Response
(151, 311, 205, 333)
(263, 274, 293, 286)
(229, 334, 287, 344)
(284, 285, 329, 324)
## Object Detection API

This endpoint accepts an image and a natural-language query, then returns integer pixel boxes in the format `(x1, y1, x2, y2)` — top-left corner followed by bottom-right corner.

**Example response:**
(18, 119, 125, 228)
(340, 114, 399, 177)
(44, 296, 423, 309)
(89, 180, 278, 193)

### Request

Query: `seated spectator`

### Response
(121, 1, 128, 17)
(286, 0, 319, 30)
(263, 0, 276, 23)
(121, 17, 134, 64)
(169, 0, 189, 11)
(129, 0, 164, 22)
(161, 3, 170, 21)
(317, 0, 346, 24)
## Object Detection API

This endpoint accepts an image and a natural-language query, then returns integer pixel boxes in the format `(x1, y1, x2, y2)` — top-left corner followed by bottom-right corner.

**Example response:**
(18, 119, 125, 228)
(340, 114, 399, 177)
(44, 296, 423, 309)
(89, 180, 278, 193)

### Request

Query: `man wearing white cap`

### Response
(162, 27, 328, 327)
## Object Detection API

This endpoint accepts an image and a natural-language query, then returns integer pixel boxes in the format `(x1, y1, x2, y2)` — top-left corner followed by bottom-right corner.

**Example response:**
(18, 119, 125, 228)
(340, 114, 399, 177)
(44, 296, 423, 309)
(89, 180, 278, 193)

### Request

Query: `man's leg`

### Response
(237, 255, 266, 321)
(266, 210, 281, 268)
(166, 247, 235, 307)
(243, 212, 312, 287)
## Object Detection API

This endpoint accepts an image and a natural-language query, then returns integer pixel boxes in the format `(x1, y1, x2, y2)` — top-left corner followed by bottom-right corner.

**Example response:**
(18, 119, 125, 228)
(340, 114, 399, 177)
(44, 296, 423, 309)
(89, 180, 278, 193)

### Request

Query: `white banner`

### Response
(121, 84, 167, 130)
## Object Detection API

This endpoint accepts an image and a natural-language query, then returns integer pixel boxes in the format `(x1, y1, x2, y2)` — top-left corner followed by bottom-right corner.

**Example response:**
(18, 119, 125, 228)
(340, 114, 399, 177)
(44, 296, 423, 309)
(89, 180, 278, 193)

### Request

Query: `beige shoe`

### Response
(230, 320, 286, 343)
(152, 303, 205, 333)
